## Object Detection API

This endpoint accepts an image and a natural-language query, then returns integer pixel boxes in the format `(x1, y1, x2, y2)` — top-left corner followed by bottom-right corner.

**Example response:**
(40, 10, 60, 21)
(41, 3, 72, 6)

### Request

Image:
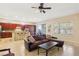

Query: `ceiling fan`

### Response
(32, 3, 52, 13)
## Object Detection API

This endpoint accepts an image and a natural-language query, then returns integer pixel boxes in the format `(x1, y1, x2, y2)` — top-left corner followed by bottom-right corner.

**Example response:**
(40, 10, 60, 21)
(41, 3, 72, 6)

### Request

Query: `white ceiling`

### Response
(0, 3, 79, 24)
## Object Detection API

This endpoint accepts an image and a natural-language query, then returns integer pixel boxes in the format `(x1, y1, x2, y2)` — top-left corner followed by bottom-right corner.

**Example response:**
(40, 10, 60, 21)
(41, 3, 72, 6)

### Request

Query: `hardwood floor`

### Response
(25, 43, 79, 56)
(0, 38, 79, 56)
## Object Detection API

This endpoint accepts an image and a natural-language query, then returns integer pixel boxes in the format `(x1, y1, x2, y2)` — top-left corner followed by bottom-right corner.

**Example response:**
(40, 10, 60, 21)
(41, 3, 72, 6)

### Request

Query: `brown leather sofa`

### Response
(24, 35, 64, 51)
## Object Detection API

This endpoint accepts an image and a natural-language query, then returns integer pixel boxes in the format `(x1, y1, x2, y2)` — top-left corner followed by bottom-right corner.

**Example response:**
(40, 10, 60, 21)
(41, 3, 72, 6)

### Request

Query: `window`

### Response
(53, 22, 73, 35)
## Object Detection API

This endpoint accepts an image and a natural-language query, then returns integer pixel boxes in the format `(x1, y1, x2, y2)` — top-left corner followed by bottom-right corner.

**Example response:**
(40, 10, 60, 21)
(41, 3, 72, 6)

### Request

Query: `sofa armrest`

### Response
(24, 40, 33, 51)
(52, 39, 64, 43)
(50, 39, 64, 47)
(24, 40, 33, 46)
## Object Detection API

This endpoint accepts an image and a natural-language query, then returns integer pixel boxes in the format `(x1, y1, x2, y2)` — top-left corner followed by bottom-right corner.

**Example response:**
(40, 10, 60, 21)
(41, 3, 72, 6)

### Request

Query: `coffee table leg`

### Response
(46, 50, 48, 56)
(38, 47, 39, 55)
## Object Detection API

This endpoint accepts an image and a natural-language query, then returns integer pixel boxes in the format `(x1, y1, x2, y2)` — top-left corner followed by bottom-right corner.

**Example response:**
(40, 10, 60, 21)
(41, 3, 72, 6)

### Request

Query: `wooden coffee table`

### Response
(38, 41, 58, 56)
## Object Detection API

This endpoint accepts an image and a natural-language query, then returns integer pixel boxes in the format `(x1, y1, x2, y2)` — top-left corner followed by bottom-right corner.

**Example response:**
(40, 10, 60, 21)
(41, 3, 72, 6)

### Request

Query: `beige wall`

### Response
(38, 13, 79, 44)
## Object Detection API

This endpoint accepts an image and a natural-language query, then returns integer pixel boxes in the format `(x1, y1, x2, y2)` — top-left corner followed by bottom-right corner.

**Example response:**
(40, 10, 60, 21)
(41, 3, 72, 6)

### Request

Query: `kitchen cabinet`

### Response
(0, 32, 12, 38)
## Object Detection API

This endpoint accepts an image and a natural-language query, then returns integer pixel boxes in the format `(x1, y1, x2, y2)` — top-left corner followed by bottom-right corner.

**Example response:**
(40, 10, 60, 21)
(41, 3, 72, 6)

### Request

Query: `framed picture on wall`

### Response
(53, 22, 73, 35)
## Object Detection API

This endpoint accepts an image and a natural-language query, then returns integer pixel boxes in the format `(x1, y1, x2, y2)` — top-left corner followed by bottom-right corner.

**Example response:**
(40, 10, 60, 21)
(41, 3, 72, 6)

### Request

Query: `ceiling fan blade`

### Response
(32, 7, 38, 9)
(32, 3, 51, 14)
(42, 7, 51, 9)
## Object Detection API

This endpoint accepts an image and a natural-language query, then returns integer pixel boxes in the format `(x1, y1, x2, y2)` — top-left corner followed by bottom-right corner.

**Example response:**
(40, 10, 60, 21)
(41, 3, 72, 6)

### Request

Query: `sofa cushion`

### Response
(33, 36, 41, 41)
(38, 35, 46, 40)
(41, 39, 49, 42)
(32, 39, 49, 46)
(34, 41, 42, 44)
(33, 35, 46, 41)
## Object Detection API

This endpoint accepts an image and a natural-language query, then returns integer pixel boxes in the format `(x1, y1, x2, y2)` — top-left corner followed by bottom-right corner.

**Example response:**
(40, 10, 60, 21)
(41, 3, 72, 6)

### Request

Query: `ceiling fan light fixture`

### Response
(32, 3, 51, 14)
(43, 10, 46, 13)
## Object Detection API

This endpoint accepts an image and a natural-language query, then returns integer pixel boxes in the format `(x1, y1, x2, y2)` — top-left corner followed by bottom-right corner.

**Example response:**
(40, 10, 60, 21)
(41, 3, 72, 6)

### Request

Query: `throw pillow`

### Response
(28, 36, 35, 43)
